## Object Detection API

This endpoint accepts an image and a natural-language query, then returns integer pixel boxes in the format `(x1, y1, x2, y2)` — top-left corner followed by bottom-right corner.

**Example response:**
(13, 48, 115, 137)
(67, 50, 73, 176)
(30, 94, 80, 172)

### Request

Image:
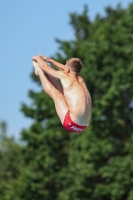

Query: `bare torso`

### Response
(60, 72, 92, 126)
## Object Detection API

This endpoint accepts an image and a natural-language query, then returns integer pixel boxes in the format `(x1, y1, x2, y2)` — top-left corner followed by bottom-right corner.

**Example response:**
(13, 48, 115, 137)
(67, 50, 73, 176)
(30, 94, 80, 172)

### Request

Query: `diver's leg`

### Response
(33, 61, 68, 123)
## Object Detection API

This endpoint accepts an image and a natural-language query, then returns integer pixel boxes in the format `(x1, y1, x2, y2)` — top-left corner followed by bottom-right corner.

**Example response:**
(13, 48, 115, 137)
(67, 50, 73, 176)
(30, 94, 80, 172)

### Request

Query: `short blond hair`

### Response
(66, 58, 83, 73)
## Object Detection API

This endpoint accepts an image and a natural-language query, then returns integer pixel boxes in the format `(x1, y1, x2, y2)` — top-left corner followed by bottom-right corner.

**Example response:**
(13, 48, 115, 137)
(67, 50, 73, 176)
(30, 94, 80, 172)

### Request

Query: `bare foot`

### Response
(32, 60, 42, 76)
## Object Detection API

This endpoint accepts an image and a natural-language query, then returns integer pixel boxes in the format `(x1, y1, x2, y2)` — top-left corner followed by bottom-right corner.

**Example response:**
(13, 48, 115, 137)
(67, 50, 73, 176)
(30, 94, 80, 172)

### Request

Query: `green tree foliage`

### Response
(14, 4, 133, 200)
(0, 121, 24, 200)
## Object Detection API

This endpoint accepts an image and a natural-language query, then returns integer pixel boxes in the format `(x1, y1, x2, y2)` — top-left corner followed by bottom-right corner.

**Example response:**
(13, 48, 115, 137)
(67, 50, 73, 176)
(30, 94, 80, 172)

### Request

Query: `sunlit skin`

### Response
(32, 55, 92, 127)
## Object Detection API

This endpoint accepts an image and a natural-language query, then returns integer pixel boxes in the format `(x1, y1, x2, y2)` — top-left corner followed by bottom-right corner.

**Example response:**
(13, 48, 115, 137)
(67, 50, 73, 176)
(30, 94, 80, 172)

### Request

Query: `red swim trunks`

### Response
(63, 111, 88, 133)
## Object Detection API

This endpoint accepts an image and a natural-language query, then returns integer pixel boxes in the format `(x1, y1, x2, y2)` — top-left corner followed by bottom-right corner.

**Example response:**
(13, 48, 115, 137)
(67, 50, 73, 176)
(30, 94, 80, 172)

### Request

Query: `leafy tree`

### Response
(15, 3, 133, 200)
(0, 121, 24, 200)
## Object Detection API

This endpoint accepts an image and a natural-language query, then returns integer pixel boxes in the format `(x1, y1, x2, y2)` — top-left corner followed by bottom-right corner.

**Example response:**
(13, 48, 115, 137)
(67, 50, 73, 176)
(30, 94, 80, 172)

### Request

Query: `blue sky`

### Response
(0, 0, 132, 139)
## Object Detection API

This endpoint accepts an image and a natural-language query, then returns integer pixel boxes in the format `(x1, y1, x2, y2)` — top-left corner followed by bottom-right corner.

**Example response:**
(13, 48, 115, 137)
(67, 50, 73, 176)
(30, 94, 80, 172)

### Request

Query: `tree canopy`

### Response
(0, 121, 23, 200)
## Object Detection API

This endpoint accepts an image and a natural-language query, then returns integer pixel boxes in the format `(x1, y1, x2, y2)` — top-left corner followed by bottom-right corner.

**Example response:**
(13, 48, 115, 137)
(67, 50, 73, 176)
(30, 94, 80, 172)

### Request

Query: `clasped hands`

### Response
(32, 55, 51, 63)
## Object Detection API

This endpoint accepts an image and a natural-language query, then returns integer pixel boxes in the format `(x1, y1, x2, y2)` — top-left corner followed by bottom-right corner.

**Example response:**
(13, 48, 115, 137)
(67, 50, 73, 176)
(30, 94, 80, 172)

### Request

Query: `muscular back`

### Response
(60, 72, 92, 125)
